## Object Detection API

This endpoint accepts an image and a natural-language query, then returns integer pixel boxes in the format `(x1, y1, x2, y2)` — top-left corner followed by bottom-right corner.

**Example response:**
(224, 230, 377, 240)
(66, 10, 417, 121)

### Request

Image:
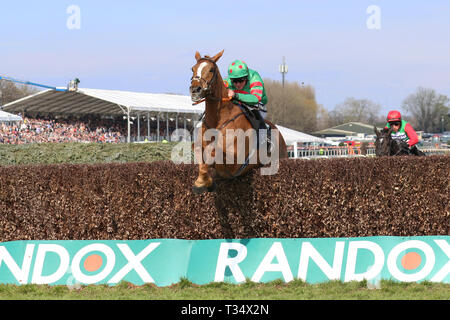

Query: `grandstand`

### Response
(1, 87, 205, 142)
(1, 87, 339, 148)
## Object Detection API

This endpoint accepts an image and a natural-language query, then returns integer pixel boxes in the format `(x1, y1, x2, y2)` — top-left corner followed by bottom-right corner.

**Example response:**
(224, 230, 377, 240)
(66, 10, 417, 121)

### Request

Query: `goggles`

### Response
(232, 77, 247, 84)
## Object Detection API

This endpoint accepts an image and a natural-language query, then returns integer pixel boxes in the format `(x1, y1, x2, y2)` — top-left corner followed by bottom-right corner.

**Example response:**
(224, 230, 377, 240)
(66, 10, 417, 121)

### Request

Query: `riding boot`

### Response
(410, 145, 425, 156)
(251, 109, 271, 151)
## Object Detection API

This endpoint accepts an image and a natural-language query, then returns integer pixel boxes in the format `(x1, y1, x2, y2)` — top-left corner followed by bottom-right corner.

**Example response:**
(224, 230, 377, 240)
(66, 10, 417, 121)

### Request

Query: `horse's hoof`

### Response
(207, 181, 217, 193)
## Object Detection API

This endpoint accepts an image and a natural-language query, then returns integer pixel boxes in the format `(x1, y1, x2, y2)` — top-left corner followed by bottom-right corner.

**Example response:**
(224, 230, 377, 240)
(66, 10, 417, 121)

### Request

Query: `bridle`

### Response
(191, 58, 220, 104)
(376, 134, 389, 156)
(190, 57, 236, 129)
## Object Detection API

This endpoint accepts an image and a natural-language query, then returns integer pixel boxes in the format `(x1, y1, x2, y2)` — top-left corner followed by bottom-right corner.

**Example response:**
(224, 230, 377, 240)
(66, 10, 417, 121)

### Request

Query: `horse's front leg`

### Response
(193, 162, 215, 194)
(192, 131, 216, 194)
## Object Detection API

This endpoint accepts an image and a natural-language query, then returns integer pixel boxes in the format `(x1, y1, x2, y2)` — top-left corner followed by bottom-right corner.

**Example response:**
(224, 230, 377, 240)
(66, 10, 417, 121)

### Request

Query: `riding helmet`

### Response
(387, 110, 402, 122)
(228, 60, 249, 79)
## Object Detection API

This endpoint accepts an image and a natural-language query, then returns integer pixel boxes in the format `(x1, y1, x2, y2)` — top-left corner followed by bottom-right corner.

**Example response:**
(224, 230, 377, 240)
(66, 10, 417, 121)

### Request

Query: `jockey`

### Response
(385, 110, 420, 151)
(224, 60, 270, 144)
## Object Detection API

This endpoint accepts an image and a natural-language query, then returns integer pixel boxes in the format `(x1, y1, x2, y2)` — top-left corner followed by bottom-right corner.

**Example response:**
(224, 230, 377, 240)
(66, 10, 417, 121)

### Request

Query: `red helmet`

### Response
(387, 110, 402, 122)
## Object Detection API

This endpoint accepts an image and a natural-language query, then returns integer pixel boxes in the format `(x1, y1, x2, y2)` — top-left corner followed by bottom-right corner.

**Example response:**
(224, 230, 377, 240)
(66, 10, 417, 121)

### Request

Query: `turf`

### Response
(0, 142, 179, 165)
(0, 279, 448, 300)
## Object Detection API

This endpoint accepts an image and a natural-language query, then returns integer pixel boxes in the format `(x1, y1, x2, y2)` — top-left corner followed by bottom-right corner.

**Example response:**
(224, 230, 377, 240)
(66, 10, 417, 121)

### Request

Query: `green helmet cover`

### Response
(228, 60, 249, 78)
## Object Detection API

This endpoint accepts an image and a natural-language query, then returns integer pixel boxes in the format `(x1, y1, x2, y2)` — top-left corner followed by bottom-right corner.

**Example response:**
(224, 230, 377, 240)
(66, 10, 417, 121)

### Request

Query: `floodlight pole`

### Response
(279, 56, 288, 87)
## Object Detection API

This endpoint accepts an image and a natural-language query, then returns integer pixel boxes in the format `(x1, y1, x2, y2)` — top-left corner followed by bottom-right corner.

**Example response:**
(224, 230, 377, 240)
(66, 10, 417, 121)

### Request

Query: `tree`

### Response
(0, 80, 39, 106)
(401, 87, 449, 133)
(327, 97, 381, 127)
(264, 79, 319, 133)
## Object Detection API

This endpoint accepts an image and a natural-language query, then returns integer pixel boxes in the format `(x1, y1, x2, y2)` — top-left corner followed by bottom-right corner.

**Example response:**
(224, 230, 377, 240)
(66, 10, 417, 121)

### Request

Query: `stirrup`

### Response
(259, 135, 273, 153)
(266, 138, 275, 153)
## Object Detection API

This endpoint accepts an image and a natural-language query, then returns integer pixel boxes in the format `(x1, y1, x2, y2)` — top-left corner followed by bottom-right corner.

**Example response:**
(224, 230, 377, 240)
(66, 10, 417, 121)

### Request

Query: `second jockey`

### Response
(385, 110, 422, 155)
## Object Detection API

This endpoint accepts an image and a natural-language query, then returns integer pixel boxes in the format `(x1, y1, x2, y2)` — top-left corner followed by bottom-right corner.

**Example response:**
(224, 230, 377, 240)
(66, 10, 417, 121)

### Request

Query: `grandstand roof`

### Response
(1, 88, 205, 116)
(276, 125, 332, 144)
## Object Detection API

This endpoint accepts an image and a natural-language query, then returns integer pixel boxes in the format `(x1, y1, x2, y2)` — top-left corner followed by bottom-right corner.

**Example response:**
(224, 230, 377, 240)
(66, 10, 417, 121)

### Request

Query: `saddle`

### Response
(236, 103, 262, 131)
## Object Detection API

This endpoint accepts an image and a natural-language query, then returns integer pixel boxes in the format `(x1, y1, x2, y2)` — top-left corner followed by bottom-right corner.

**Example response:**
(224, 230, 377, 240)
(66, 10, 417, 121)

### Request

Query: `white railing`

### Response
(288, 146, 375, 158)
(422, 148, 450, 155)
(287, 146, 449, 158)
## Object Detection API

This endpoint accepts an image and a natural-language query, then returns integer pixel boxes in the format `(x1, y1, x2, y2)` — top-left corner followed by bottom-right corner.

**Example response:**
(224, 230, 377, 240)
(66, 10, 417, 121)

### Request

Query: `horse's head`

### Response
(374, 125, 393, 157)
(190, 50, 224, 102)
(374, 125, 411, 156)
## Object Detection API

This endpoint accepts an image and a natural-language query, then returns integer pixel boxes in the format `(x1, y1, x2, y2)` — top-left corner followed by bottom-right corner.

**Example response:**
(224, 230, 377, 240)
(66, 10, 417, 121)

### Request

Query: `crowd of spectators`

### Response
(0, 114, 126, 144)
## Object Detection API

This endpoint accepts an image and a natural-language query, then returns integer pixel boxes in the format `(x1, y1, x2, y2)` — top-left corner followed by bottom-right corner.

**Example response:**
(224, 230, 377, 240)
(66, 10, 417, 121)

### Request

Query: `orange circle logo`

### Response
(83, 254, 103, 272)
(401, 252, 422, 270)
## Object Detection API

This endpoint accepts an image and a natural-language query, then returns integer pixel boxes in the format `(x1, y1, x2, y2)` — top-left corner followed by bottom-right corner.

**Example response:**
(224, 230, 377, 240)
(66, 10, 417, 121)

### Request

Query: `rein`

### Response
(391, 140, 410, 156)
(192, 97, 232, 106)
(194, 98, 244, 131)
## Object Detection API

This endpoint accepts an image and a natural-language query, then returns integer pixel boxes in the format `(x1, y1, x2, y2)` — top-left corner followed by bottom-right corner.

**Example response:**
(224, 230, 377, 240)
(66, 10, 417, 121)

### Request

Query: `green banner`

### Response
(0, 236, 448, 286)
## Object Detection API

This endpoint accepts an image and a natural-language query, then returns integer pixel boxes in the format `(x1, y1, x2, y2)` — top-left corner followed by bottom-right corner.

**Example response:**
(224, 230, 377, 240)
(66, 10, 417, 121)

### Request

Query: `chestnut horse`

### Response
(189, 50, 288, 194)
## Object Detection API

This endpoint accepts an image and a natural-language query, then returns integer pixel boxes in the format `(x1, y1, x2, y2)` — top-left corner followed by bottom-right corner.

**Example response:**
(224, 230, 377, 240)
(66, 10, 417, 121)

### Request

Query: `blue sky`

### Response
(1, 0, 449, 115)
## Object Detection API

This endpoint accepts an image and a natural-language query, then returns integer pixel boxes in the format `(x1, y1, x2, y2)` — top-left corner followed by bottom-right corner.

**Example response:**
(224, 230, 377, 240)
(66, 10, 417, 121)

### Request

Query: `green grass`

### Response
(0, 142, 179, 165)
(0, 279, 448, 300)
